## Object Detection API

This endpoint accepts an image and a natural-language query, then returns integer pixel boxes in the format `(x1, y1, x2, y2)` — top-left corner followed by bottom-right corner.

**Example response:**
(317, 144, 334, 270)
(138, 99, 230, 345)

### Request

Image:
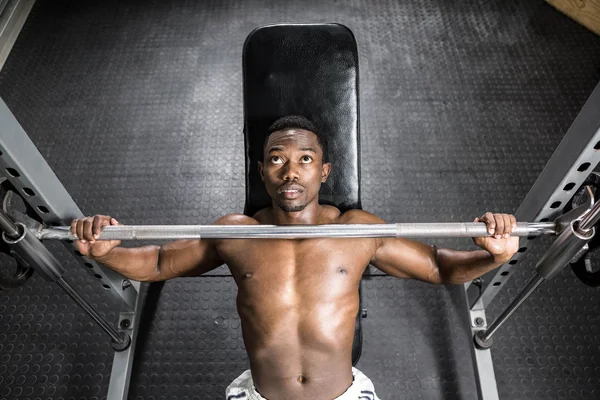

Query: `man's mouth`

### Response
(277, 185, 304, 199)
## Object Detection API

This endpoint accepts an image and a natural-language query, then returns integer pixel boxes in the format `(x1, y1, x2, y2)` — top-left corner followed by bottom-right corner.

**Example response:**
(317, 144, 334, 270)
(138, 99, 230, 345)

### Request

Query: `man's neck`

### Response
(270, 201, 322, 225)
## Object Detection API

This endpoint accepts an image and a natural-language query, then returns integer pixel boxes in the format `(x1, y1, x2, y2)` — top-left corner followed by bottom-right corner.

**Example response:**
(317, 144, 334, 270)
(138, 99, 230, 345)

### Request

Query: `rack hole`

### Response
(578, 162, 591, 172)
(84, 263, 93, 269)
(518, 247, 528, 253)
(22, 187, 35, 196)
(6, 168, 20, 177)
(527, 236, 536, 240)
(540, 218, 549, 222)
(595, 141, 600, 150)
(93, 274, 102, 279)
(501, 271, 510, 276)
(37, 206, 49, 214)
(493, 282, 501, 286)
(509, 260, 518, 265)
(550, 201, 562, 209)
(563, 182, 576, 191)
(74, 250, 83, 257)
(102, 284, 110, 289)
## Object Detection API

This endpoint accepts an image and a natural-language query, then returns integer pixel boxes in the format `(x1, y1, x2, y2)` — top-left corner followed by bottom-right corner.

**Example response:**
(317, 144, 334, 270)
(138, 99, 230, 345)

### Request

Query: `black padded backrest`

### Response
(243, 23, 361, 216)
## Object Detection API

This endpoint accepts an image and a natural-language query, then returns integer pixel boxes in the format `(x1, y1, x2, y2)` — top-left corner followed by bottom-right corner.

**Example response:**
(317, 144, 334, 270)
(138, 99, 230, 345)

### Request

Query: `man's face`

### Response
(258, 129, 331, 213)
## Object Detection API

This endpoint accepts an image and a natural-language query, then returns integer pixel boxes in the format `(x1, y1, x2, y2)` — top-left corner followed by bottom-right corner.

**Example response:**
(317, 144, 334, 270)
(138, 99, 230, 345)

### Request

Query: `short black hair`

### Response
(264, 115, 328, 162)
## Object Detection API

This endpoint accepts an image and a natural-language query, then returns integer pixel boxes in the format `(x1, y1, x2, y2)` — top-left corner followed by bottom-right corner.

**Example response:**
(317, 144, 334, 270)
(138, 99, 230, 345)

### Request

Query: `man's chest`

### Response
(217, 238, 376, 284)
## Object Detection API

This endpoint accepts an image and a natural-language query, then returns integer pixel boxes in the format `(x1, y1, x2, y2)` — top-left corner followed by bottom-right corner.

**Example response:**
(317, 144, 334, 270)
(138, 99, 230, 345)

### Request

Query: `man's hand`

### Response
(473, 212, 519, 263)
(71, 215, 122, 258)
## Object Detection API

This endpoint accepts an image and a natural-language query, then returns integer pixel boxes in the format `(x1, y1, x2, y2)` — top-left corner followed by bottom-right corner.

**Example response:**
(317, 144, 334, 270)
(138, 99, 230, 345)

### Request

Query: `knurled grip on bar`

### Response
(35, 222, 557, 241)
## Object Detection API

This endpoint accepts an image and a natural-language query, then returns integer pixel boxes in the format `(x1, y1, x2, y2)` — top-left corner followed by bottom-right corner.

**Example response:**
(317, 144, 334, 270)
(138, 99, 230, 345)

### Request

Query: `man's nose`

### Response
(281, 162, 300, 181)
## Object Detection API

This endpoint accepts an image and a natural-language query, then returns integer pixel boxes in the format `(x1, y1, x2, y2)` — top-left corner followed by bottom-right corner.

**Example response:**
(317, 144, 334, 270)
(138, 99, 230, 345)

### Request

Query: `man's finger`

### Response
(76, 218, 85, 243)
(92, 215, 105, 240)
(481, 212, 495, 234)
(83, 217, 94, 242)
(503, 214, 512, 238)
(70, 220, 77, 237)
(495, 214, 504, 238)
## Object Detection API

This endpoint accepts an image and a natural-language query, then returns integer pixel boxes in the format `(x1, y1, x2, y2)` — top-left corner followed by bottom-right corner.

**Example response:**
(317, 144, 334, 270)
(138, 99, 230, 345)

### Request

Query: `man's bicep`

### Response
(342, 209, 437, 281)
(371, 238, 441, 284)
(157, 238, 224, 279)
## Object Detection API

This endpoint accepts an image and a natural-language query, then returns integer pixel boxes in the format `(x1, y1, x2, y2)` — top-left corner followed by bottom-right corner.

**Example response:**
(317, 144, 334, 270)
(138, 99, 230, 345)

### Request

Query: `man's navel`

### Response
(243, 272, 254, 279)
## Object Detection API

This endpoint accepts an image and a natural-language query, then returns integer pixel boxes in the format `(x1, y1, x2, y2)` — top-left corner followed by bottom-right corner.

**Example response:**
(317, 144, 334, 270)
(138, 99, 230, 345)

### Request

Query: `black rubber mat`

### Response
(1, 1, 600, 399)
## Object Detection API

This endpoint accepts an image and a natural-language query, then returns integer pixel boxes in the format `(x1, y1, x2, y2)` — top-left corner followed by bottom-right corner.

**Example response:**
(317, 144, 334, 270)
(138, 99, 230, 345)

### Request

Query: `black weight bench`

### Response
(242, 23, 364, 366)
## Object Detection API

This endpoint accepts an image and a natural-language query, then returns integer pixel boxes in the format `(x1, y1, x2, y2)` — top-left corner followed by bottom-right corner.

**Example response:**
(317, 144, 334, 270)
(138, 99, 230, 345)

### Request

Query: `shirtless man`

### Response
(71, 116, 519, 400)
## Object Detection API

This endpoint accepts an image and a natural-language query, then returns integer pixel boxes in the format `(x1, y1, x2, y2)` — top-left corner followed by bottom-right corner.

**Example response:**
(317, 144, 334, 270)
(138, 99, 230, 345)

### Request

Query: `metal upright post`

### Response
(0, 0, 36, 70)
(475, 81, 600, 309)
(464, 80, 600, 398)
(0, 97, 141, 400)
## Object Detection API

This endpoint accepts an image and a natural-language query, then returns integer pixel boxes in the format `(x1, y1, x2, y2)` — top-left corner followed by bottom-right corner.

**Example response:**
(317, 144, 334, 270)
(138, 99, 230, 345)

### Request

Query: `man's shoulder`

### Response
(214, 213, 260, 225)
(337, 209, 385, 224)
(252, 208, 273, 224)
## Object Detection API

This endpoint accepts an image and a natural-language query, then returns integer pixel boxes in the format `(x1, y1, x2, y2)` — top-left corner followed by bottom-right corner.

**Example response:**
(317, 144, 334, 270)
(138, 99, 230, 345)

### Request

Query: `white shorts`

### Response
(225, 367, 381, 400)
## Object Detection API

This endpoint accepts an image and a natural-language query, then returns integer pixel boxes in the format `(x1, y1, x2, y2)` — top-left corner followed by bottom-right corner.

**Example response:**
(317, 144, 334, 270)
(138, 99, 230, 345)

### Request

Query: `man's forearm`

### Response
(93, 245, 161, 281)
(436, 248, 510, 284)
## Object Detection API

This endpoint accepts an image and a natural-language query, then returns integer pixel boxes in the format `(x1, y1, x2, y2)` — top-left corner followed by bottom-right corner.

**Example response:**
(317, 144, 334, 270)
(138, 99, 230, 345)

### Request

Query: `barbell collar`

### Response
(0, 208, 20, 238)
(2, 222, 66, 281)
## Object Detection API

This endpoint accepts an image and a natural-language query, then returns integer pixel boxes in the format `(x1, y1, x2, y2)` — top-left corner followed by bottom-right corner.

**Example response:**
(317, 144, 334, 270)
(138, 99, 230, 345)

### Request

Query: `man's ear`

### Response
(321, 162, 331, 183)
(258, 161, 264, 182)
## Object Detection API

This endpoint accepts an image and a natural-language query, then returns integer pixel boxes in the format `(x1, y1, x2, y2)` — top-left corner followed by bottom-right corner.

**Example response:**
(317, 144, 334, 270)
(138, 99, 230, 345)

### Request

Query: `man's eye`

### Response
(300, 156, 313, 163)
(271, 156, 283, 164)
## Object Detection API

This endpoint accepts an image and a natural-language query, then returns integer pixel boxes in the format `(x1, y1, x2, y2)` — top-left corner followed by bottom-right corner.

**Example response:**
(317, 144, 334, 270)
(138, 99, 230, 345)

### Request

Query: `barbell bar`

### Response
(34, 222, 558, 241)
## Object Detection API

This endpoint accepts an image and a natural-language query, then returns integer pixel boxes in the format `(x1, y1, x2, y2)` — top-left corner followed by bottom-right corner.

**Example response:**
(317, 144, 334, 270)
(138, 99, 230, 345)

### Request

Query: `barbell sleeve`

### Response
(34, 222, 557, 241)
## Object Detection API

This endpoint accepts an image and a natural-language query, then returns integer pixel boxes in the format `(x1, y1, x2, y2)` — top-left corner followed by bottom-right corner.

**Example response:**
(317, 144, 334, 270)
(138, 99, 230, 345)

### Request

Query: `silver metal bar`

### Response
(0, 0, 11, 18)
(474, 80, 600, 309)
(0, 207, 18, 237)
(36, 221, 557, 241)
(537, 220, 595, 280)
(56, 277, 125, 344)
(478, 274, 545, 344)
(0, 0, 36, 72)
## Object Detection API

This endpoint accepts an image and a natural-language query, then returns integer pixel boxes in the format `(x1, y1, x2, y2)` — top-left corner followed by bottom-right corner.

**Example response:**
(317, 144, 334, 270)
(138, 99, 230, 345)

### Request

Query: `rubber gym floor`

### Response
(0, 1, 600, 399)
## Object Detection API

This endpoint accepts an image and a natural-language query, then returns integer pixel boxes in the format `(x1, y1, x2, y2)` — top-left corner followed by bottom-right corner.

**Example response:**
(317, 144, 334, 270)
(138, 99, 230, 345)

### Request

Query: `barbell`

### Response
(35, 221, 557, 241)
(4, 181, 600, 291)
